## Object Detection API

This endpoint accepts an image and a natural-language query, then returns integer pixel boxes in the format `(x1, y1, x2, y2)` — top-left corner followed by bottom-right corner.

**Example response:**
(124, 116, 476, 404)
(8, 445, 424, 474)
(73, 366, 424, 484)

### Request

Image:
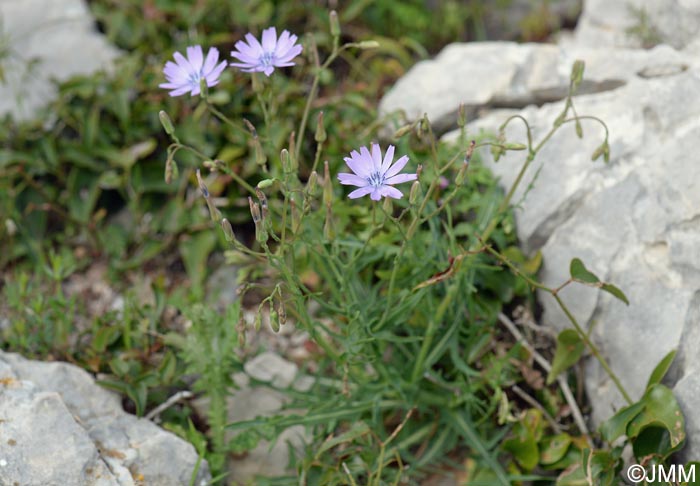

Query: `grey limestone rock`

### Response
(0, 351, 211, 486)
(0, 0, 120, 120)
(381, 1, 700, 460)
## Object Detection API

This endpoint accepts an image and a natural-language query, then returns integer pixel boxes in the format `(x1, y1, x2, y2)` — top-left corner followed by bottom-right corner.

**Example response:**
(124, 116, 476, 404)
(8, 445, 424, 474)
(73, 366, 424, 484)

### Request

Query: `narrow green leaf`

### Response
(601, 283, 629, 305)
(547, 329, 584, 385)
(646, 350, 677, 390)
(569, 258, 600, 284)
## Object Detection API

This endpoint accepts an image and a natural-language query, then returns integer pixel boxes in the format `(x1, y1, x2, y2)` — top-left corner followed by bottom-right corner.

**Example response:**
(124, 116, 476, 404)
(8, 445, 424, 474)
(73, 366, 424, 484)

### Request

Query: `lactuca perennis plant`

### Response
(156, 15, 688, 486)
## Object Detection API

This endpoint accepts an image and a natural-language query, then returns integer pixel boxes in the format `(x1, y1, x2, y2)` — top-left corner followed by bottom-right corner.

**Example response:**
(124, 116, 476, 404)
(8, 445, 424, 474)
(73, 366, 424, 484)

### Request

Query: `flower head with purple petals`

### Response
(338, 144, 417, 201)
(160, 45, 227, 97)
(230, 27, 303, 77)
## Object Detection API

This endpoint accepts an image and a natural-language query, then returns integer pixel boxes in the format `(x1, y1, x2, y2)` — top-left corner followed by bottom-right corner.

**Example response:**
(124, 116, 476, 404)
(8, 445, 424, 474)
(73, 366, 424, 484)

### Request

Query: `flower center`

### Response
(260, 51, 276, 67)
(188, 70, 202, 85)
(367, 171, 385, 188)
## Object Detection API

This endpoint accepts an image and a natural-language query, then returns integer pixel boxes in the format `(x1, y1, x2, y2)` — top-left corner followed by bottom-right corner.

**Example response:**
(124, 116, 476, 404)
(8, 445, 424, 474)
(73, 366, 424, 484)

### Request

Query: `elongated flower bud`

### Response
(324, 202, 335, 241)
(158, 110, 175, 136)
(248, 196, 261, 223)
(290, 196, 300, 233)
(323, 161, 332, 206)
(457, 103, 467, 128)
(288, 132, 298, 171)
(195, 169, 209, 197)
(393, 124, 413, 139)
(329, 10, 341, 37)
(382, 196, 392, 214)
(255, 188, 269, 219)
(356, 40, 379, 49)
(269, 307, 280, 333)
(280, 149, 291, 173)
(409, 180, 420, 205)
(221, 218, 236, 242)
(315, 111, 327, 143)
(306, 171, 318, 196)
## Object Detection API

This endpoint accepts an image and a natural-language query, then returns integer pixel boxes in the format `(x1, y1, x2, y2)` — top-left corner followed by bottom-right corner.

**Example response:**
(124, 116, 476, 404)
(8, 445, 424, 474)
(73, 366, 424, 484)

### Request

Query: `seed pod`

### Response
(280, 149, 291, 173)
(290, 196, 300, 233)
(277, 300, 287, 325)
(248, 197, 261, 223)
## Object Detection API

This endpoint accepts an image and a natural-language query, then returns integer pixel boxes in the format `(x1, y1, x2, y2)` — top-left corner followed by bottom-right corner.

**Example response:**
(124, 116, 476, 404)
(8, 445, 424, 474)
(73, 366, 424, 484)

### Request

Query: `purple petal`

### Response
(337, 173, 368, 187)
(202, 47, 220, 75)
(206, 60, 227, 85)
(262, 27, 277, 52)
(359, 146, 374, 172)
(343, 153, 371, 178)
(173, 52, 192, 72)
(380, 145, 395, 174)
(167, 85, 193, 97)
(232, 40, 261, 60)
(370, 188, 382, 201)
(385, 173, 417, 185)
(379, 186, 404, 199)
(370, 143, 382, 172)
(244, 33, 264, 55)
(186, 46, 204, 71)
(263, 66, 274, 76)
(384, 155, 409, 178)
(348, 186, 373, 199)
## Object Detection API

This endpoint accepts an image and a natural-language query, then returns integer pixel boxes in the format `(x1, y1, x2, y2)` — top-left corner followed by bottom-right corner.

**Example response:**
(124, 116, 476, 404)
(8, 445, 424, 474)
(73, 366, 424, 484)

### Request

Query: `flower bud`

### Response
(205, 198, 221, 223)
(323, 160, 332, 206)
(164, 154, 178, 184)
(315, 111, 327, 143)
(255, 188, 269, 219)
(457, 102, 467, 128)
(253, 137, 267, 167)
(248, 196, 261, 223)
(324, 202, 335, 241)
(570, 60, 585, 92)
(416, 164, 423, 179)
(393, 124, 413, 139)
(382, 196, 392, 214)
(306, 171, 318, 196)
(329, 10, 341, 37)
(158, 110, 175, 136)
(455, 164, 468, 186)
(195, 169, 209, 197)
(257, 178, 274, 189)
(290, 196, 300, 233)
(277, 300, 287, 326)
(288, 132, 298, 171)
(504, 143, 527, 151)
(356, 40, 379, 49)
(409, 180, 420, 205)
(575, 119, 583, 139)
(221, 218, 236, 242)
(255, 311, 262, 332)
(199, 78, 209, 99)
(280, 149, 291, 173)
(269, 308, 280, 333)
(251, 72, 263, 93)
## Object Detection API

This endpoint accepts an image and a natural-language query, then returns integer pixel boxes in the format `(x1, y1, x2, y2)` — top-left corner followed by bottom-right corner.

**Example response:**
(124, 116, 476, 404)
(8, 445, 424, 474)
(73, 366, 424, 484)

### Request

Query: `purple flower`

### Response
(160, 45, 227, 97)
(230, 27, 303, 77)
(338, 144, 417, 201)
